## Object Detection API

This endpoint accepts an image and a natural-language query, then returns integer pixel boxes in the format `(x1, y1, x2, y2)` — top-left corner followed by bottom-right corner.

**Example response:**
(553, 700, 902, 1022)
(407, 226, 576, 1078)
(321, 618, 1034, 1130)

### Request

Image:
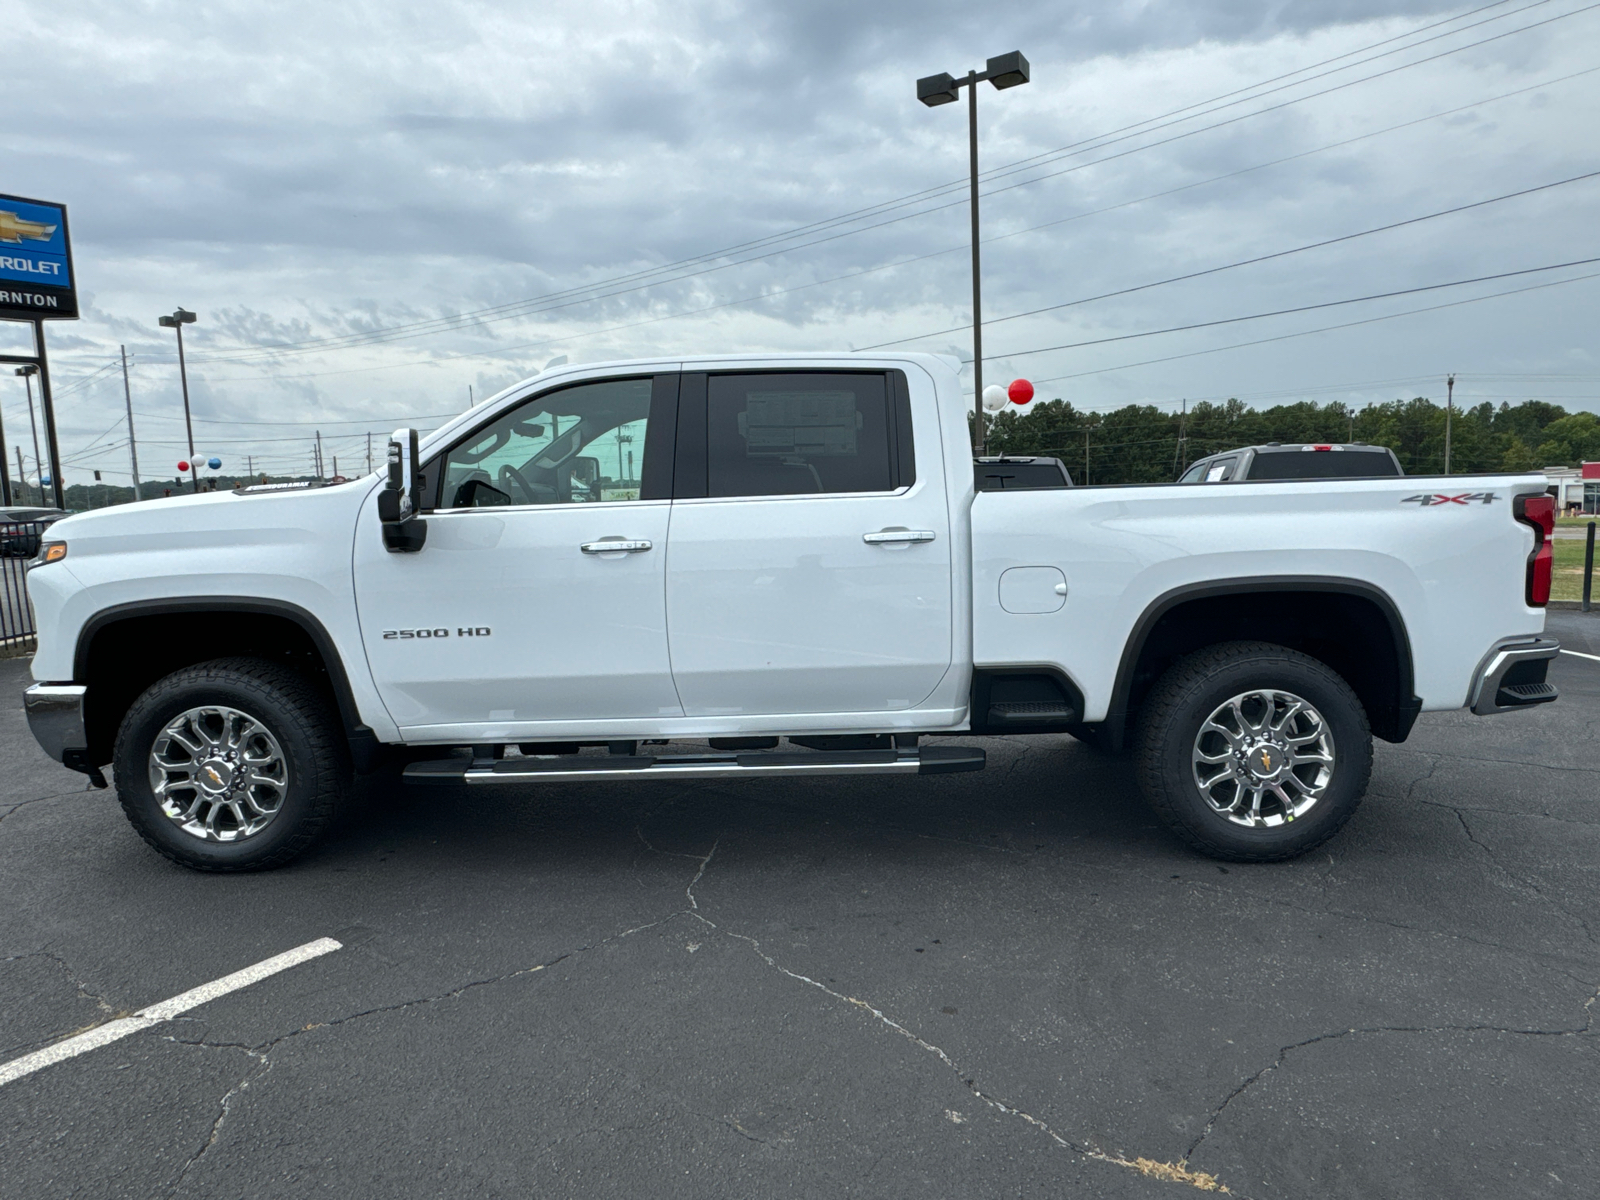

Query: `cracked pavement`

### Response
(2, 611, 1597, 1198)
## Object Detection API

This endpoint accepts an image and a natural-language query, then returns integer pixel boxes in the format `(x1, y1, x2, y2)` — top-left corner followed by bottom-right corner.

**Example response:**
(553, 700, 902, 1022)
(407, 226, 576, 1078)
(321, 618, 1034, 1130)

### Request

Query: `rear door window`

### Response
(703, 373, 896, 498)
(1204, 458, 1238, 482)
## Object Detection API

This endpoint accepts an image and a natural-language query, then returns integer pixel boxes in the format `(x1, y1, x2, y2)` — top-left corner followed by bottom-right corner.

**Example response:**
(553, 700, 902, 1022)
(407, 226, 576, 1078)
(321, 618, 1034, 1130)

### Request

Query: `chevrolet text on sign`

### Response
(0, 194, 76, 320)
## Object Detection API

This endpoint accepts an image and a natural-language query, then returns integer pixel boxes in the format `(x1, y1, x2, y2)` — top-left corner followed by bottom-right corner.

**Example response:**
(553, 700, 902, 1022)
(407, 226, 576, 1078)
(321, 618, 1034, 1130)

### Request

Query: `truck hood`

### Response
(47, 477, 381, 550)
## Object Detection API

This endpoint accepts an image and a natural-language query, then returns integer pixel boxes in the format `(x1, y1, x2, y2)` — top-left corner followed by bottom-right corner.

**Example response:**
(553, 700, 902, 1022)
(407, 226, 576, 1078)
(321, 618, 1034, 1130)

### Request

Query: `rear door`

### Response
(664, 369, 952, 718)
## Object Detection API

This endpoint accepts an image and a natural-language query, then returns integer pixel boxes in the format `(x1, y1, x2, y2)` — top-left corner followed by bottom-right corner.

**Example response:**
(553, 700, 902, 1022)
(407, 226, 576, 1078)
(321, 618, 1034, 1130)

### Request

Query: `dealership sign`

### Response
(0, 193, 76, 321)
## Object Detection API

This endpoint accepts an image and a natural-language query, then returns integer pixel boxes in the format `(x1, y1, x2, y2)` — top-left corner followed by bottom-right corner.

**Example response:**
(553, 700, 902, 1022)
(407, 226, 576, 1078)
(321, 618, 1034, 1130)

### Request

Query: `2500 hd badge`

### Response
(382, 627, 492, 639)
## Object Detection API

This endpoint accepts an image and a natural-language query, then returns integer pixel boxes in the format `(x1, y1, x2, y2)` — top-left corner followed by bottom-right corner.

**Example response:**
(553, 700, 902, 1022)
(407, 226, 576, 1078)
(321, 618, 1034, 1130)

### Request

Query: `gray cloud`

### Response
(2, 0, 1596, 484)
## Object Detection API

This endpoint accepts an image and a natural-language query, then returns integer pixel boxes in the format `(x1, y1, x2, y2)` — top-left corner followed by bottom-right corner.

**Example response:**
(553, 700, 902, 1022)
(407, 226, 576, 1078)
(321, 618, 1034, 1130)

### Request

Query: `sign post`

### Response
(0, 193, 77, 510)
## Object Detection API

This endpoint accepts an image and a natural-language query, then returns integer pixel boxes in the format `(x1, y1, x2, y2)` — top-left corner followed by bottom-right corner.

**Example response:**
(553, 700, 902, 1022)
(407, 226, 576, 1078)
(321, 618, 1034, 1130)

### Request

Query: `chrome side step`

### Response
(403, 745, 985, 786)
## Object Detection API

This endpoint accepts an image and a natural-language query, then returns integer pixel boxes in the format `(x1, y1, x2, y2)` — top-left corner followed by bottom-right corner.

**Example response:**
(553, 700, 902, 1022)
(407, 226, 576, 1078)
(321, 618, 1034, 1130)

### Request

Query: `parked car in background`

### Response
(0, 507, 70, 557)
(974, 455, 1074, 490)
(1179, 443, 1403, 483)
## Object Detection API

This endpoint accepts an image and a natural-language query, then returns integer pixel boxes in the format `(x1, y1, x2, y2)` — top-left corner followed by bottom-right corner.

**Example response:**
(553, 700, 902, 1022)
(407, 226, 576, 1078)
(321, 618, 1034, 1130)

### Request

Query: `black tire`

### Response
(1135, 641, 1372, 862)
(112, 658, 349, 871)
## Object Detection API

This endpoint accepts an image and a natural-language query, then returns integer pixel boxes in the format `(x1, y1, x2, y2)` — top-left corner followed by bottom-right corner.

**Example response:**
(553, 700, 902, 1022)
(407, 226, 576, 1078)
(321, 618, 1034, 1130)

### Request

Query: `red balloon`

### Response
(1008, 378, 1035, 405)
(177, 460, 190, 472)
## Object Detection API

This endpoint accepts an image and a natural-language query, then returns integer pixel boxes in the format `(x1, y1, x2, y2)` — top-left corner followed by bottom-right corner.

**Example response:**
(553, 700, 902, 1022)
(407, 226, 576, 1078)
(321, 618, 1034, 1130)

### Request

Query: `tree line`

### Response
(984, 395, 1600, 484)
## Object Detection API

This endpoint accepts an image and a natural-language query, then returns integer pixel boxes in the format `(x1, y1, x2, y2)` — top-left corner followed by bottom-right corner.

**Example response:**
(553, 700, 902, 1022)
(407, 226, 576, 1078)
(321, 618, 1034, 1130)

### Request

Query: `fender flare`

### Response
(73, 596, 380, 769)
(1098, 575, 1419, 750)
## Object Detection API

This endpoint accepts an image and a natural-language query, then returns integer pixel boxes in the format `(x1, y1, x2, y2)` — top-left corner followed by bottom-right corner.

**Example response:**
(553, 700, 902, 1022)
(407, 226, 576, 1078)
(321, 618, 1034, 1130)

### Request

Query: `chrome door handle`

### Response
(581, 538, 653, 554)
(863, 529, 936, 545)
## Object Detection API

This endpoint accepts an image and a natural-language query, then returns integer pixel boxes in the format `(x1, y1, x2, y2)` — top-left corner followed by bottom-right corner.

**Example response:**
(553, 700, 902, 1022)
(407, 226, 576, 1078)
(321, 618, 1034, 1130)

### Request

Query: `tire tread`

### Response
(1135, 640, 1372, 862)
(112, 657, 348, 872)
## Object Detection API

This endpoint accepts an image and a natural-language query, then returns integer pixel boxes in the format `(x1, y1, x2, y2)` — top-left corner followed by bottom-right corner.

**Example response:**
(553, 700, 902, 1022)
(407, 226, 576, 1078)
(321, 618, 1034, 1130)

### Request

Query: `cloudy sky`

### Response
(4, 0, 1598, 487)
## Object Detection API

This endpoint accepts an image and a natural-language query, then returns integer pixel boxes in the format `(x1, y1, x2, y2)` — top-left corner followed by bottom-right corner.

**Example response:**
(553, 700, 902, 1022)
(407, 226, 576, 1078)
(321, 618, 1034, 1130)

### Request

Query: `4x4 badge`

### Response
(1401, 492, 1499, 506)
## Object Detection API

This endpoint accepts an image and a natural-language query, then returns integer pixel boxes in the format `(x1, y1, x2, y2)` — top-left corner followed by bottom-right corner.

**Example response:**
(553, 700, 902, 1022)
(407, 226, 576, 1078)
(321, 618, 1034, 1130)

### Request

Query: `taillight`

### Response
(1514, 493, 1555, 606)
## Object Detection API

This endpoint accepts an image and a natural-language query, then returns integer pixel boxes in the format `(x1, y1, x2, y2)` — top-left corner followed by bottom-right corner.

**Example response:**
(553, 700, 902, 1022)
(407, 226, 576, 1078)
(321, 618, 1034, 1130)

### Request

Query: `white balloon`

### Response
(981, 384, 1008, 413)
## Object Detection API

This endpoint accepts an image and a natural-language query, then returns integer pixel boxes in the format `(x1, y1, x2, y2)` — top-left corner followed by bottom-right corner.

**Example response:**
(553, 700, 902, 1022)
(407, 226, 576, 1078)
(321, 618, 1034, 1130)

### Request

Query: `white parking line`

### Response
(1560, 648, 1600, 663)
(0, 937, 341, 1089)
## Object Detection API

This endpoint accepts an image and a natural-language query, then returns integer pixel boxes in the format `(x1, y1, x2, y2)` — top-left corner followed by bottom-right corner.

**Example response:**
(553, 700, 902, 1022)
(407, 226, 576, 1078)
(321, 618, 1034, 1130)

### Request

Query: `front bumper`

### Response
(24, 682, 88, 764)
(1467, 638, 1560, 715)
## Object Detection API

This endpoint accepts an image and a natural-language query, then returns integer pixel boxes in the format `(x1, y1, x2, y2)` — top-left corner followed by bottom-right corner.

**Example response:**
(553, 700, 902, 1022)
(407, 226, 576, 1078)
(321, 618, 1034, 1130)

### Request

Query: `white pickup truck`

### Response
(23, 353, 1560, 871)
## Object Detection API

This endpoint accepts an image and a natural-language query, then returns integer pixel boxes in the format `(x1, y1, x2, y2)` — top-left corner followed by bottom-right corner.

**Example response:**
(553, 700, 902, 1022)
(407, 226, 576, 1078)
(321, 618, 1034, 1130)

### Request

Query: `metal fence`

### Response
(0, 522, 48, 647)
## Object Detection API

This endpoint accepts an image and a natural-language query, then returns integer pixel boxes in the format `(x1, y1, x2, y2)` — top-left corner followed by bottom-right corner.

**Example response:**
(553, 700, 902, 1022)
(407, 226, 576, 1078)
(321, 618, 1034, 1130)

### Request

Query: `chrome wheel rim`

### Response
(1191, 689, 1334, 828)
(148, 706, 290, 842)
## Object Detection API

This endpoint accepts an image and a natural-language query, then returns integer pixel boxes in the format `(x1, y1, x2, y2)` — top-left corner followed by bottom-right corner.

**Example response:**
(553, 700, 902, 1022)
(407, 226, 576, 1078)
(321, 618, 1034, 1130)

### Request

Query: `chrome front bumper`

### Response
(24, 682, 88, 763)
(1467, 638, 1560, 715)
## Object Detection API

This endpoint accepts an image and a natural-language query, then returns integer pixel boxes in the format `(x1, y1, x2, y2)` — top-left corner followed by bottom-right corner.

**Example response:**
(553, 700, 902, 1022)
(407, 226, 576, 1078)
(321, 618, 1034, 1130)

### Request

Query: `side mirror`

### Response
(379, 428, 428, 553)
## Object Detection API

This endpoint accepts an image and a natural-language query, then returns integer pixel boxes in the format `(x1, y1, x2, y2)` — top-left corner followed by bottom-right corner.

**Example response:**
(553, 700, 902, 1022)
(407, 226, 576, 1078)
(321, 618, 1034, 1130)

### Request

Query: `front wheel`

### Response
(112, 658, 349, 871)
(1135, 641, 1372, 862)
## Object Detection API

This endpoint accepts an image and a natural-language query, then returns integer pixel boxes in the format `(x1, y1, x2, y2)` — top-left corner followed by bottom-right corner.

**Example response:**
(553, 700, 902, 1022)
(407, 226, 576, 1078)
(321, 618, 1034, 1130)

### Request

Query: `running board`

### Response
(403, 745, 985, 785)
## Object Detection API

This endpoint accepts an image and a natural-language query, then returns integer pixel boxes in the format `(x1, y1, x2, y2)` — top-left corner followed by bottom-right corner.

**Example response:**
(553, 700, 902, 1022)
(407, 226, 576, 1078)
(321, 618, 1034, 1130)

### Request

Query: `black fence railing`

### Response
(0, 521, 49, 647)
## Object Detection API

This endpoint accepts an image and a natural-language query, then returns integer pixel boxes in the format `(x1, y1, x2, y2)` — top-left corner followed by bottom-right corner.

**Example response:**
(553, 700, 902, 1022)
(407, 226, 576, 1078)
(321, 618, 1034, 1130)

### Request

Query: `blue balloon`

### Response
(207, 457, 222, 470)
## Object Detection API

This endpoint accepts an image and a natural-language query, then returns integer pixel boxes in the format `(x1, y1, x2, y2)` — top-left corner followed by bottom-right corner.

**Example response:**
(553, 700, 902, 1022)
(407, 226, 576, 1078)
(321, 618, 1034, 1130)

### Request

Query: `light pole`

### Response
(14, 365, 44, 506)
(158, 308, 199, 492)
(918, 50, 1030, 454)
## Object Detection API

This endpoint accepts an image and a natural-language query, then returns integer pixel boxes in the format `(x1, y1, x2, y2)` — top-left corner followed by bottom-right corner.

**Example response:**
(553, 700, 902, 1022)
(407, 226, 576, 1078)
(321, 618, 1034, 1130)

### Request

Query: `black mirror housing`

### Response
(379, 427, 428, 553)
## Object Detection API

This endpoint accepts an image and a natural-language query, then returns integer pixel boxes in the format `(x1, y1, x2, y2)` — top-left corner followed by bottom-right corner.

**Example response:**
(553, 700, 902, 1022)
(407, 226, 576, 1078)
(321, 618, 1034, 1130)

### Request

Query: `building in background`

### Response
(1548, 463, 1600, 513)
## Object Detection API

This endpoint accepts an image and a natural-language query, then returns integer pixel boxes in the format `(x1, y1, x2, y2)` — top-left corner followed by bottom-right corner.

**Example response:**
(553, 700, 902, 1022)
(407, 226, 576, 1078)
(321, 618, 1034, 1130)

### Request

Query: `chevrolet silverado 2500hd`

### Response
(23, 353, 1560, 870)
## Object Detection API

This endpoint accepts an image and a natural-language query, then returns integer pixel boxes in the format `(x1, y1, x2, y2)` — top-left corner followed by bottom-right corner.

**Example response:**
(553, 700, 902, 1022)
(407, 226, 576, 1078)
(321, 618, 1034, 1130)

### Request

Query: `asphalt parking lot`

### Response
(2, 614, 1596, 1199)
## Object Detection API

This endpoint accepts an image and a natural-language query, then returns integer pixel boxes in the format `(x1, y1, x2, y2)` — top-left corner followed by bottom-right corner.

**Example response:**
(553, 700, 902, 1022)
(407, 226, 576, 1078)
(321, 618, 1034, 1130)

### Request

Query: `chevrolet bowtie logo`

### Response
(0, 211, 56, 245)
(205, 766, 223, 785)
(1258, 750, 1272, 770)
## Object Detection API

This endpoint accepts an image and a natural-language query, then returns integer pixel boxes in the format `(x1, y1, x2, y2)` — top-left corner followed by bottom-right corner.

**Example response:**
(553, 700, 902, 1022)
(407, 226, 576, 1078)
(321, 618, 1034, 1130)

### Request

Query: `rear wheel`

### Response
(112, 658, 349, 871)
(1135, 641, 1371, 862)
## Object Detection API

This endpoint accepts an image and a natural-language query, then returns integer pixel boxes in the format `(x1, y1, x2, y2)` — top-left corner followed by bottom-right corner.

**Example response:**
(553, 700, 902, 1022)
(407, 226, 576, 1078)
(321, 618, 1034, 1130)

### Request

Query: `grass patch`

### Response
(1553, 534, 1597, 601)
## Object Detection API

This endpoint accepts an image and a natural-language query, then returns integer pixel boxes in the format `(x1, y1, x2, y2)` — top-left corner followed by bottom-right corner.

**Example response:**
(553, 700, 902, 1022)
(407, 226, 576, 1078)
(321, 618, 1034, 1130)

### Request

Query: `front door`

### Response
(665, 369, 953, 718)
(354, 373, 683, 737)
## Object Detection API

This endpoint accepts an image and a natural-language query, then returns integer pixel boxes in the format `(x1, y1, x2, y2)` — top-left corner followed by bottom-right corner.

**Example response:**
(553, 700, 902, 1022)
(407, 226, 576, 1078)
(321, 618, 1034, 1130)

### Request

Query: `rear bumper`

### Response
(1468, 638, 1560, 715)
(24, 682, 87, 763)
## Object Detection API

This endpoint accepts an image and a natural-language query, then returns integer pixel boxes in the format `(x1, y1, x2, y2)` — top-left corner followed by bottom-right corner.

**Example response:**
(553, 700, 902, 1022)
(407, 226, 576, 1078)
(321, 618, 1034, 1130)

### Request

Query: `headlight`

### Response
(38, 541, 67, 564)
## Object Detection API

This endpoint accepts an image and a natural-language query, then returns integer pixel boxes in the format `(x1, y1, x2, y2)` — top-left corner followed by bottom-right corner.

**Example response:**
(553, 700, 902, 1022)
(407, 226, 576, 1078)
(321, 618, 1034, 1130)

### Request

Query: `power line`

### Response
(1028, 266, 1600, 384)
(866, 168, 1600, 350)
(989, 256, 1600, 363)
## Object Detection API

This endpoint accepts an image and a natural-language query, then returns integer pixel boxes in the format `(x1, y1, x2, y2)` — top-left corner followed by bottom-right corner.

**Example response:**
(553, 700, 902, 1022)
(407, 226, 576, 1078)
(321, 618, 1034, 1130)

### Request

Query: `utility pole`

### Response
(1174, 399, 1188, 478)
(1348, 405, 1355, 442)
(467, 384, 474, 410)
(1444, 373, 1455, 475)
(314, 430, 324, 482)
(1083, 429, 1090, 486)
(120, 345, 142, 501)
(332, 455, 338, 480)
(15, 447, 26, 505)
(246, 454, 253, 479)
(366, 431, 373, 474)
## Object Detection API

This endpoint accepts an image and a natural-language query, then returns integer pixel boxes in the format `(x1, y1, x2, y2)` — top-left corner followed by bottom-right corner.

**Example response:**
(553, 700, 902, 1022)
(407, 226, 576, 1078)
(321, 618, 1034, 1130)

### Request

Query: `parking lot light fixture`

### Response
(917, 51, 1031, 454)
(14, 365, 44, 506)
(157, 308, 199, 492)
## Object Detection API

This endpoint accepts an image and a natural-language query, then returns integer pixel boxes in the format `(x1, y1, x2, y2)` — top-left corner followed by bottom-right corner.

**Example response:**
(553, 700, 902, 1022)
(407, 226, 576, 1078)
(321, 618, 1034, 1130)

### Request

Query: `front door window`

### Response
(440, 377, 656, 509)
